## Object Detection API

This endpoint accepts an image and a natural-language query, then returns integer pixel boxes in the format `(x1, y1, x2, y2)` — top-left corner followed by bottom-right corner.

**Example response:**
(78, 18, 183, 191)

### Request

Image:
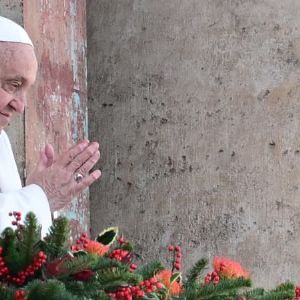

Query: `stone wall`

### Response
(87, 0, 300, 288)
(0, 0, 25, 180)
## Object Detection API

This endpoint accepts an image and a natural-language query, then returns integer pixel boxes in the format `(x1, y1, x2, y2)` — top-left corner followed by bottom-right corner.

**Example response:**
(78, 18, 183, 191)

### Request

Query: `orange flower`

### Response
(155, 270, 183, 296)
(84, 240, 109, 256)
(213, 256, 250, 279)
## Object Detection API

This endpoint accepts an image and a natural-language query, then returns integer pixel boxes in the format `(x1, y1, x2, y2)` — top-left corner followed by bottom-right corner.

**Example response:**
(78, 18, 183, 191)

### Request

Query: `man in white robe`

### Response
(0, 16, 101, 236)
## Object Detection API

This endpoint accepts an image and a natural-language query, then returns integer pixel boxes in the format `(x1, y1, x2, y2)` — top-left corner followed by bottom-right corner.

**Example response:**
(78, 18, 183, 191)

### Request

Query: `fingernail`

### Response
(93, 170, 101, 179)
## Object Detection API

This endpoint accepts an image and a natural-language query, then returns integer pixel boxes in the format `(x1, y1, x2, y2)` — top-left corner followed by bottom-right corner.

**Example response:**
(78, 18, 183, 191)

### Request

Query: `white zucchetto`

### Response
(0, 16, 33, 46)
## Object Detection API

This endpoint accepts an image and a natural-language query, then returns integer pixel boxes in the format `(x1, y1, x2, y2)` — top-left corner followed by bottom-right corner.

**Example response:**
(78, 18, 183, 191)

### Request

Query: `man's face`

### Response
(0, 42, 37, 131)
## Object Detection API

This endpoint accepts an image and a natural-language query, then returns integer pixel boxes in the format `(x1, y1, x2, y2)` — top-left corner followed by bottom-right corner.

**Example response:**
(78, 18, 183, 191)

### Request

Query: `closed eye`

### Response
(2, 80, 23, 94)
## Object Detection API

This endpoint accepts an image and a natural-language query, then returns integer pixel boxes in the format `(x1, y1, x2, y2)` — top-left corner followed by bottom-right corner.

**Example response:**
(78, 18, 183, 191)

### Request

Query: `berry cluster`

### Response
(71, 233, 88, 252)
(15, 289, 27, 300)
(204, 271, 220, 285)
(110, 249, 136, 272)
(0, 247, 9, 277)
(110, 249, 130, 261)
(9, 211, 23, 228)
(168, 245, 182, 271)
(11, 251, 47, 285)
(0, 246, 47, 286)
(108, 277, 164, 300)
(295, 286, 300, 300)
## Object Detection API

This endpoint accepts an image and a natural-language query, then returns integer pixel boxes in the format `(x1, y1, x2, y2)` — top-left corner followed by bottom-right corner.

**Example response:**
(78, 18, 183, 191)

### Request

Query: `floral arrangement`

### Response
(0, 211, 297, 300)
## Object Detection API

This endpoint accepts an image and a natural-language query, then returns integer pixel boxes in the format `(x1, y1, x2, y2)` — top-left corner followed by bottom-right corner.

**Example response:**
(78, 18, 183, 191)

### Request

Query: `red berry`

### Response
(175, 246, 181, 252)
(156, 282, 164, 289)
(168, 245, 174, 251)
(149, 277, 157, 284)
(144, 280, 151, 287)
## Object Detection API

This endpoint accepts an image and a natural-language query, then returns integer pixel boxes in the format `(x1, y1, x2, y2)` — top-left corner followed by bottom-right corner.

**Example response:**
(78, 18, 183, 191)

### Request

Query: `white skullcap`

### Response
(0, 16, 33, 46)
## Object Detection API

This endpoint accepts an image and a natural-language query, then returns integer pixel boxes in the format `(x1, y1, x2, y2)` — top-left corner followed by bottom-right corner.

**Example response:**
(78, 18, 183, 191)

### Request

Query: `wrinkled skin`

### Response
(0, 42, 101, 211)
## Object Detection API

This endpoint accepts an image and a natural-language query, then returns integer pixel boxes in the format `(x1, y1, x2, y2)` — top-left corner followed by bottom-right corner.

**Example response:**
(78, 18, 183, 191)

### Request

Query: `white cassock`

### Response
(0, 131, 52, 237)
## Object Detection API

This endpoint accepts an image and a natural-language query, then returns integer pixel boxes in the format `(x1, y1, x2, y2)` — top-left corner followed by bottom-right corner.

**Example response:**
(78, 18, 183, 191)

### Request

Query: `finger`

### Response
(75, 150, 100, 175)
(45, 144, 55, 167)
(35, 148, 48, 172)
(72, 170, 101, 195)
(56, 139, 89, 167)
(65, 142, 99, 173)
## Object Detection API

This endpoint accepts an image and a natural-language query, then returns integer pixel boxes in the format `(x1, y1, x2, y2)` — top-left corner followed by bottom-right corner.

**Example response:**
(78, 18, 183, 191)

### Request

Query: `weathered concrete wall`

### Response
(24, 0, 89, 236)
(0, 0, 24, 180)
(87, 0, 300, 287)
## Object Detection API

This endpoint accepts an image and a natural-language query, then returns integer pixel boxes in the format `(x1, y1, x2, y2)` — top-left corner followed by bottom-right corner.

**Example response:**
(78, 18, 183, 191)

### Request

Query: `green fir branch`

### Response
(0, 286, 14, 300)
(1, 227, 22, 275)
(97, 268, 142, 291)
(185, 258, 208, 286)
(188, 278, 252, 300)
(56, 254, 101, 279)
(26, 279, 79, 300)
(65, 280, 111, 299)
(43, 217, 70, 259)
(18, 212, 41, 268)
(136, 260, 165, 279)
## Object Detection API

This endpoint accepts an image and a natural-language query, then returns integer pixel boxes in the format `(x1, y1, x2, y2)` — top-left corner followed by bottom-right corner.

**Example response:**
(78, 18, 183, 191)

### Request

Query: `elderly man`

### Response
(0, 16, 101, 236)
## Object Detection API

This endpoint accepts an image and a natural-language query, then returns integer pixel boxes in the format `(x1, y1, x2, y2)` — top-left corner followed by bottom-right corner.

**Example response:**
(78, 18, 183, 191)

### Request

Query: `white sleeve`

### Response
(0, 184, 52, 237)
(0, 131, 52, 237)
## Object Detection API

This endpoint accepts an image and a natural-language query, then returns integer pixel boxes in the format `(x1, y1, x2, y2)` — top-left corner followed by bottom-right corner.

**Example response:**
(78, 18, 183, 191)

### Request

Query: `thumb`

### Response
(37, 144, 54, 171)
(44, 144, 55, 167)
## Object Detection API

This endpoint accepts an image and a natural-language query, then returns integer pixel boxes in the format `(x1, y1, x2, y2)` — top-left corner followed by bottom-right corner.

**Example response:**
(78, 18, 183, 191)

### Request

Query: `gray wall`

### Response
(0, 0, 25, 180)
(88, 0, 300, 288)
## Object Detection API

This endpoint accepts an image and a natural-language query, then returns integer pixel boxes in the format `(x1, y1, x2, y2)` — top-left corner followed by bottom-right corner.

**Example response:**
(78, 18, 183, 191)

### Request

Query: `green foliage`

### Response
(136, 260, 165, 279)
(27, 279, 79, 300)
(97, 268, 143, 291)
(0, 227, 21, 275)
(244, 282, 295, 300)
(185, 277, 252, 300)
(50, 253, 101, 280)
(97, 227, 118, 246)
(185, 258, 208, 286)
(18, 212, 41, 269)
(0, 286, 14, 300)
(42, 217, 70, 259)
(65, 280, 111, 299)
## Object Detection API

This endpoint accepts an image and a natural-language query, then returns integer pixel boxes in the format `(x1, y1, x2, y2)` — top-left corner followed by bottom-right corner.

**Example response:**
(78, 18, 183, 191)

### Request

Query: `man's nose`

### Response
(9, 94, 26, 114)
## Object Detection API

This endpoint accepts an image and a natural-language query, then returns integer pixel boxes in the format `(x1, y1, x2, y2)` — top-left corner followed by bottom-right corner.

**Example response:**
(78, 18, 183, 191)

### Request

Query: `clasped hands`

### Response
(26, 140, 101, 212)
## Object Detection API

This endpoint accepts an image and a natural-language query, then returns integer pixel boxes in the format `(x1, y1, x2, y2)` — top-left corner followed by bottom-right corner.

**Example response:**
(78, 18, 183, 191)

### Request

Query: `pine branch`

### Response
(97, 268, 143, 291)
(65, 280, 110, 299)
(136, 260, 165, 279)
(27, 279, 79, 300)
(18, 212, 41, 269)
(0, 286, 14, 300)
(1, 227, 22, 275)
(185, 258, 208, 286)
(188, 278, 252, 300)
(95, 256, 129, 272)
(43, 217, 70, 259)
(251, 291, 295, 300)
(55, 254, 101, 279)
(241, 282, 295, 300)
